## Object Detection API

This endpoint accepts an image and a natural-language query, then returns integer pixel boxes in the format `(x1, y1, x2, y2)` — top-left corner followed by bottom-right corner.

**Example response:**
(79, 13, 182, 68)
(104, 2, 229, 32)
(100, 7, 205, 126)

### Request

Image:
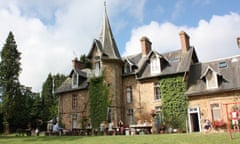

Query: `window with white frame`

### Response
(154, 82, 161, 100)
(206, 70, 218, 89)
(72, 72, 78, 88)
(211, 103, 221, 121)
(126, 86, 133, 103)
(151, 56, 161, 74)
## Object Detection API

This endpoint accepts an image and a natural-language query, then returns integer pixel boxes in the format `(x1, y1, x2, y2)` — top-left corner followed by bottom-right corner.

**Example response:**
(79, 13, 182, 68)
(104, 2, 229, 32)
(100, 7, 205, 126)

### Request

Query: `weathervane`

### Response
(237, 37, 240, 48)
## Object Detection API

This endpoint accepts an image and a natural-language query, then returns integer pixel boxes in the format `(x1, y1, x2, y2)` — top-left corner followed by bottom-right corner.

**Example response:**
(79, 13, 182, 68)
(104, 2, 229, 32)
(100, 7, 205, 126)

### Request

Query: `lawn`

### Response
(0, 133, 240, 144)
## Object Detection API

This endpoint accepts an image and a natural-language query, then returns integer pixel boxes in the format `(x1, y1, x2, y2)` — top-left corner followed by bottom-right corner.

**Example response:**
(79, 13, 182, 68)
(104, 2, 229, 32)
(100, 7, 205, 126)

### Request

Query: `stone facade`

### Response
(56, 5, 240, 133)
(188, 91, 240, 132)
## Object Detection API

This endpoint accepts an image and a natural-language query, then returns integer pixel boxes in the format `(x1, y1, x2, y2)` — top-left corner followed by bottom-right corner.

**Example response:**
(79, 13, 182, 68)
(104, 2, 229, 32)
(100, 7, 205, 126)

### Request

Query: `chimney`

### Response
(237, 37, 240, 48)
(179, 31, 190, 53)
(140, 36, 152, 57)
(72, 58, 85, 70)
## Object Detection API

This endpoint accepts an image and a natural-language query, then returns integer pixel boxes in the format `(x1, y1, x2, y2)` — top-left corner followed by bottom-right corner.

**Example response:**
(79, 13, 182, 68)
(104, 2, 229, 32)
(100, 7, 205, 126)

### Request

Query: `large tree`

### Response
(41, 73, 66, 128)
(0, 31, 22, 133)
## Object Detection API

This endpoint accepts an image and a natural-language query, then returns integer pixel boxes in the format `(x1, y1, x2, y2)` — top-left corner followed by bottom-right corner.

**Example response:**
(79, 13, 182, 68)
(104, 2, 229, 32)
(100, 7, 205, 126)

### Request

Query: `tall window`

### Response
(95, 61, 101, 76)
(155, 106, 162, 124)
(127, 108, 134, 125)
(206, 70, 218, 89)
(211, 103, 220, 121)
(154, 82, 161, 100)
(72, 95, 78, 109)
(151, 57, 161, 74)
(126, 86, 133, 103)
(72, 73, 78, 88)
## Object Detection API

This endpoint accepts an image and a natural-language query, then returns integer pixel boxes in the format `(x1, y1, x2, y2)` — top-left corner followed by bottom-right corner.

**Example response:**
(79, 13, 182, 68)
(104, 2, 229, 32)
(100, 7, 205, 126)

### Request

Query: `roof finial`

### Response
(104, 1, 106, 7)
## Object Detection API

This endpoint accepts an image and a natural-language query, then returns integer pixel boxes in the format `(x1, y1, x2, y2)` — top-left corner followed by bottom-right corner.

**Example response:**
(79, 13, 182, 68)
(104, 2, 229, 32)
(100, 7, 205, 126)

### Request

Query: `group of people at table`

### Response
(57, 119, 152, 136)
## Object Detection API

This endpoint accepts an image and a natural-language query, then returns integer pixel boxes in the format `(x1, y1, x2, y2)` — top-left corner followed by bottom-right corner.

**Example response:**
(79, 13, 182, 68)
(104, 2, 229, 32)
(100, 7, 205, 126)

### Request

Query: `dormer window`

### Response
(204, 69, 218, 89)
(124, 63, 132, 73)
(72, 72, 79, 88)
(151, 56, 161, 74)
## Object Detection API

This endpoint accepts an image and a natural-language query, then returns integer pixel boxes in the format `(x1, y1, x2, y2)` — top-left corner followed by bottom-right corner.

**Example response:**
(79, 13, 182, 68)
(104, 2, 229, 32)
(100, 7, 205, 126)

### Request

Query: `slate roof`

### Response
(186, 55, 240, 96)
(94, 5, 120, 59)
(55, 68, 91, 94)
(122, 47, 198, 79)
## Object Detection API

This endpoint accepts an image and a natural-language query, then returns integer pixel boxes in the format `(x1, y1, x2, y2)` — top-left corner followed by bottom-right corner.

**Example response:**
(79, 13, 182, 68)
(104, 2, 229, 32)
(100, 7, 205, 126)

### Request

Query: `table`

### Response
(129, 125, 152, 135)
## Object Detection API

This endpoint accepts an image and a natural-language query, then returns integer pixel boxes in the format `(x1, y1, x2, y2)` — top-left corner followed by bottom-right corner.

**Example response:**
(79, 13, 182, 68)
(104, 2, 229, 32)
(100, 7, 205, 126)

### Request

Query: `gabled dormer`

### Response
(71, 71, 79, 88)
(200, 66, 221, 89)
(150, 54, 161, 74)
(150, 51, 169, 75)
(123, 58, 137, 74)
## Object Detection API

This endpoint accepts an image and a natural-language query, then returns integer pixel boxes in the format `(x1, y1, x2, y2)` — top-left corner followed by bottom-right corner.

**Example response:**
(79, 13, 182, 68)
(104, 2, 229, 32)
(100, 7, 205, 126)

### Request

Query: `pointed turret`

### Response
(98, 2, 121, 59)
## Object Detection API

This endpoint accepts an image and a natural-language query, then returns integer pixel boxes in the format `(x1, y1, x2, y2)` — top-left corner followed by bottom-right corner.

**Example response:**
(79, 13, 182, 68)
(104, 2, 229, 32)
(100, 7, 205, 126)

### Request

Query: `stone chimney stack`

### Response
(179, 31, 190, 53)
(237, 37, 240, 48)
(72, 58, 84, 70)
(140, 36, 152, 57)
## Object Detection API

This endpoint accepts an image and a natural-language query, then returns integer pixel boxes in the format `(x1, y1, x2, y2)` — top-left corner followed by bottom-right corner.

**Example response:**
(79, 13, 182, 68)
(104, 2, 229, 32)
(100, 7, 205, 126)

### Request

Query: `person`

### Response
(203, 118, 211, 133)
(53, 122, 62, 135)
(35, 128, 39, 136)
(108, 121, 114, 135)
(230, 107, 239, 132)
(47, 120, 53, 132)
(86, 123, 92, 136)
(100, 121, 106, 135)
(118, 120, 124, 135)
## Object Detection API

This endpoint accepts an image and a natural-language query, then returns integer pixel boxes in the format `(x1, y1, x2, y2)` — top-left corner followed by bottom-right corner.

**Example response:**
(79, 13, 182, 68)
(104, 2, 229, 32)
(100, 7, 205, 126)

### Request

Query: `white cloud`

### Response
(124, 13, 240, 62)
(0, 0, 146, 92)
(1, 0, 239, 93)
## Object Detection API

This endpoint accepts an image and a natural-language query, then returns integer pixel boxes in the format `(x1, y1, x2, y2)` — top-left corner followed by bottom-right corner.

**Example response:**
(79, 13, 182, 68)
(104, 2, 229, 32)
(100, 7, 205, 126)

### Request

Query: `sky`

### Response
(0, 0, 240, 92)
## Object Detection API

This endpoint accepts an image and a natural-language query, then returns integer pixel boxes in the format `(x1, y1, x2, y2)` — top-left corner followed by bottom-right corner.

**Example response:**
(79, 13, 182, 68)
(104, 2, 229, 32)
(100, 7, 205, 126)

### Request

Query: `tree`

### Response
(0, 31, 22, 133)
(80, 54, 92, 69)
(41, 73, 66, 128)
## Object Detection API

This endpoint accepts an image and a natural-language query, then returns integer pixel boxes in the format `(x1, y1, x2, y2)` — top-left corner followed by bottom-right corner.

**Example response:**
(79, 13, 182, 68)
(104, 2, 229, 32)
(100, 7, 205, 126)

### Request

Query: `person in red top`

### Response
(230, 107, 239, 132)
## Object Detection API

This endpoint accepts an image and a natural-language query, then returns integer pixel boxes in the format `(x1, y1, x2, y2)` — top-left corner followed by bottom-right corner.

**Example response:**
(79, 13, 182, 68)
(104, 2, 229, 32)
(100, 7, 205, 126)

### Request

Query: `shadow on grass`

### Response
(0, 135, 87, 142)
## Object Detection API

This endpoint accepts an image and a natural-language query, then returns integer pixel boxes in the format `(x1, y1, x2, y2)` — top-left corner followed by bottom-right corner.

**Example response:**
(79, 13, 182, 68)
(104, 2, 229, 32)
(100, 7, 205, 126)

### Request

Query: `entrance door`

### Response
(188, 107, 201, 132)
(72, 114, 77, 129)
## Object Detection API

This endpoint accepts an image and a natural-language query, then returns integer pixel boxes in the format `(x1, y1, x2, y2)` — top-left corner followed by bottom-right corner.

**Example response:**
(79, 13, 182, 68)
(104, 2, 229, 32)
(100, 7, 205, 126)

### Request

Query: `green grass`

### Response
(0, 133, 240, 144)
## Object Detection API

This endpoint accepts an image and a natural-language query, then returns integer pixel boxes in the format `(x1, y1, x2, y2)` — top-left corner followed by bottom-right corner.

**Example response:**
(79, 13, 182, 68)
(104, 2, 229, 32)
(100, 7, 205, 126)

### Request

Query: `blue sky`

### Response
(0, 0, 240, 92)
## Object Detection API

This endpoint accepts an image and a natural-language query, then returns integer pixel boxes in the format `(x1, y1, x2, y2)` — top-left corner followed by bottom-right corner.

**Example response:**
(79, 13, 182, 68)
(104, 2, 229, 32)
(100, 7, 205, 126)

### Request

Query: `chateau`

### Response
(56, 6, 240, 133)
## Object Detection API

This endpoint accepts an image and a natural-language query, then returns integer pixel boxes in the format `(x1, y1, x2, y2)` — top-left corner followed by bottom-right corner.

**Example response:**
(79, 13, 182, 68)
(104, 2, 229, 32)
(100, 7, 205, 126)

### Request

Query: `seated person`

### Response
(203, 118, 211, 133)
(53, 123, 62, 135)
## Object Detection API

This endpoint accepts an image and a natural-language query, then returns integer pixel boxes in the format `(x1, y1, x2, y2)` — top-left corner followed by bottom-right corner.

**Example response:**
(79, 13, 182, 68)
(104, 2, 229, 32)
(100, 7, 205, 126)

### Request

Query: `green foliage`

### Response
(80, 54, 92, 69)
(160, 75, 188, 130)
(41, 73, 66, 126)
(89, 75, 109, 128)
(0, 31, 23, 133)
(0, 133, 238, 144)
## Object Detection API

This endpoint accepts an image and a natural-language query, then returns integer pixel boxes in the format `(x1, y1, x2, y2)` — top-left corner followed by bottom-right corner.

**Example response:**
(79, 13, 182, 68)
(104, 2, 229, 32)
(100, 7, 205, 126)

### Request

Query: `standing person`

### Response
(230, 107, 239, 132)
(108, 121, 114, 135)
(118, 120, 124, 135)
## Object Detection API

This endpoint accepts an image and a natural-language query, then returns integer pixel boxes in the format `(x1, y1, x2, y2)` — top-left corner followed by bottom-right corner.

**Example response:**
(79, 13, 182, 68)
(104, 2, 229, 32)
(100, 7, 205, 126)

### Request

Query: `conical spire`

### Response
(98, 2, 121, 59)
